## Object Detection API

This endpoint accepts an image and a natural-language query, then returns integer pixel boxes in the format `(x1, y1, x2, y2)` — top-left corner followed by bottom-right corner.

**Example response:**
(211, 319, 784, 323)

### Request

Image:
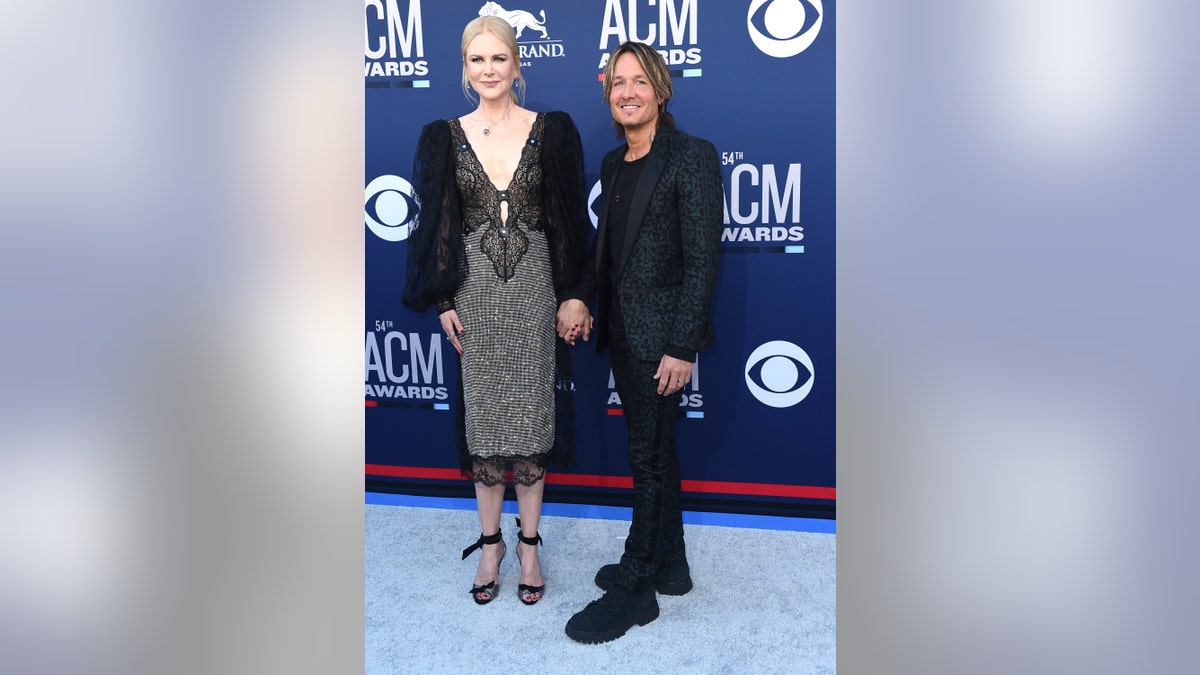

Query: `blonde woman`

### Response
(402, 16, 588, 606)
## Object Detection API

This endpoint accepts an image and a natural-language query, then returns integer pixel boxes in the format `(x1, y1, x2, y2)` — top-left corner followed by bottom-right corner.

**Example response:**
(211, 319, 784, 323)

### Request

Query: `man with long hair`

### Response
(558, 41, 722, 644)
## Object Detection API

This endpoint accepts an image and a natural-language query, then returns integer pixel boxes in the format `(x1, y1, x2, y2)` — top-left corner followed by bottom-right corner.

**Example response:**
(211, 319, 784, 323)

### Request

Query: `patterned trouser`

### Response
(608, 331, 688, 592)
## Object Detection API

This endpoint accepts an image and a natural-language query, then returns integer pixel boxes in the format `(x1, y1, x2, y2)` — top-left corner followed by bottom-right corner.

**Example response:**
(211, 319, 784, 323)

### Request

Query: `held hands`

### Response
(439, 309, 464, 356)
(556, 299, 593, 345)
(654, 355, 693, 396)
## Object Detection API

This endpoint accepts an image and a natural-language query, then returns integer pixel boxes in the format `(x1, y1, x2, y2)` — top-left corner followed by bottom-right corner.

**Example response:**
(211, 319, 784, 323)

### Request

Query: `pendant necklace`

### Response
(480, 101, 513, 136)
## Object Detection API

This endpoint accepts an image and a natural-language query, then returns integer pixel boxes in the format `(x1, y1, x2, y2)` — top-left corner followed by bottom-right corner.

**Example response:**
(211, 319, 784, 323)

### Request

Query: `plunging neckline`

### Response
(452, 113, 542, 193)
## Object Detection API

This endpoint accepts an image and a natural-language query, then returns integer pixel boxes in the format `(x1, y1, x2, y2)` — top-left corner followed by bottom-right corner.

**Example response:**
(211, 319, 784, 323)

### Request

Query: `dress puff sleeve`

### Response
(401, 120, 466, 314)
(539, 111, 589, 300)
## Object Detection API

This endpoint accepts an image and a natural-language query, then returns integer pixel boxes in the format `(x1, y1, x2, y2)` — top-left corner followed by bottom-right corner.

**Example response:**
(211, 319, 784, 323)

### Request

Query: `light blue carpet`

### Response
(365, 501, 836, 674)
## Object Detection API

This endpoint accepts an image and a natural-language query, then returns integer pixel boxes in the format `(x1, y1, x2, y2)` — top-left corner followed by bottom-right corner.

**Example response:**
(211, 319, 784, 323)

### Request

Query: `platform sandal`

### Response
(462, 530, 505, 605)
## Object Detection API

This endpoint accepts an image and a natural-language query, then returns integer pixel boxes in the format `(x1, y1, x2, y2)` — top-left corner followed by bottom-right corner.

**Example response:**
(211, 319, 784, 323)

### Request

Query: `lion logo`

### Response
(478, 2, 549, 40)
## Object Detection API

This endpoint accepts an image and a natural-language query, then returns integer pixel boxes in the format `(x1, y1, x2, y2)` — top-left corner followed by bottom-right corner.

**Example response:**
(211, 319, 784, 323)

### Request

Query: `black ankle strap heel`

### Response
(514, 518, 544, 605)
(464, 529, 505, 606)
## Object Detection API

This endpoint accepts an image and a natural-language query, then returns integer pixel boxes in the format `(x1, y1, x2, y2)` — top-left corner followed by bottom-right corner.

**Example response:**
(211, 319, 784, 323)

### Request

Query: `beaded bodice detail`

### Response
(450, 114, 545, 281)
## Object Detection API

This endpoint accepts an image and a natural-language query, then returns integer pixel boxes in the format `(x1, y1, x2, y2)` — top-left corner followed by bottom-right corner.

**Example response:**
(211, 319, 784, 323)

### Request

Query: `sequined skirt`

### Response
(454, 224, 556, 461)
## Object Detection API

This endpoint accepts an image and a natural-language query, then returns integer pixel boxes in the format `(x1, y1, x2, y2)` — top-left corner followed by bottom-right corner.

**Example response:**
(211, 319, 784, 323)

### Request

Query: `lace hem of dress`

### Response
(469, 454, 549, 487)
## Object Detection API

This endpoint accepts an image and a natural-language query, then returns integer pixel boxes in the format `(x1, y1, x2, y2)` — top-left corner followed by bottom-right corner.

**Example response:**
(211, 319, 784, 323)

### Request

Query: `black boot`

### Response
(595, 561, 692, 596)
(565, 586, 659, 644)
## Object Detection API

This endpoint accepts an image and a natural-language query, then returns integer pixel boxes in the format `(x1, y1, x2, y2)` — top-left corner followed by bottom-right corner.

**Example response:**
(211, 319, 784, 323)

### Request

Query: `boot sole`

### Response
(595, 574, 693, 596)
(564, 604, 660, 644)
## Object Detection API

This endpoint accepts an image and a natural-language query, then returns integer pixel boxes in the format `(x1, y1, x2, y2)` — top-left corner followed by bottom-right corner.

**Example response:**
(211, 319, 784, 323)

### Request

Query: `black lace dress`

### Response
(402, 111, 588, 485)
(449, 115, 555, 485)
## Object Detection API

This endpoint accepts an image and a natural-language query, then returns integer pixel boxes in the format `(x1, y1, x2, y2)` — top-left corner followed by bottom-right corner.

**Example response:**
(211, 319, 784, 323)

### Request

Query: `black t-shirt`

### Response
(606, 155, 647, 332)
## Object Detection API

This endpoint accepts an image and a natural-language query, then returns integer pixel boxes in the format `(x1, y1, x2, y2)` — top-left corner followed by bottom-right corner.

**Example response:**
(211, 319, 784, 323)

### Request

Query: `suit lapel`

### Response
(594, 151, 623, 278)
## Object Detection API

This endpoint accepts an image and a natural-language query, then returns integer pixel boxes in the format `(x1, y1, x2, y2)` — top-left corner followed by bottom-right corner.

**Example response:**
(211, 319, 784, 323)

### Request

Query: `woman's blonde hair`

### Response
(460, 16, 525, 105)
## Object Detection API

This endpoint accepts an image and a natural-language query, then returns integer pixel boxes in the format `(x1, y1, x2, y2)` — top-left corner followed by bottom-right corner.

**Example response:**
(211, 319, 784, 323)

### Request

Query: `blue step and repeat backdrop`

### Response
(365, 0, 835, 518)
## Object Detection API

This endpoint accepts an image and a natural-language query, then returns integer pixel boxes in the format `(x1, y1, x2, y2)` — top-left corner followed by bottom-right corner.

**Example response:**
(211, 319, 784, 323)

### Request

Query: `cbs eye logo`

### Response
(744, 340, 814, 408)
(588, 179, 603, 229)
(747, 0, 824, 59)
(365, 175, 417, 242)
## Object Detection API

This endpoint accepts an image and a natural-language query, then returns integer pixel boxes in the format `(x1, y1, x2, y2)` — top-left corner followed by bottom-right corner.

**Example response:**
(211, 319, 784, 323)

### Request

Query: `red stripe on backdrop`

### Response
(365, 464, 835, 500)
